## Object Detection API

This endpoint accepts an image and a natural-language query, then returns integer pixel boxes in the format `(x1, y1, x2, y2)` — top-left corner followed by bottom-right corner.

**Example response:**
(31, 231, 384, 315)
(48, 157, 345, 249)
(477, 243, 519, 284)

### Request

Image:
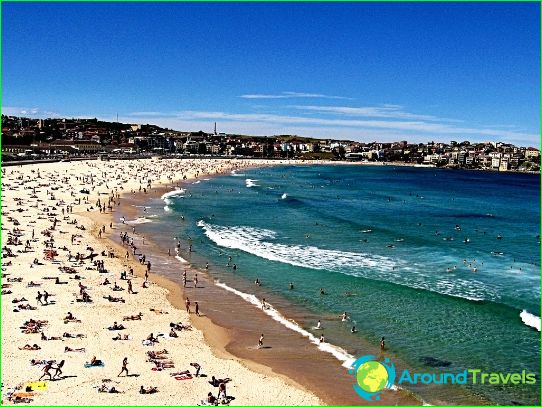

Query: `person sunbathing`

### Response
(14, 303, 37, 311)
(209, 376, 231, 386)
(103, 295, 125, 303)
(112, 333, 130, 341)
(112, 282, 124, 291)
(12, 297, 28, 303)
(150, 308, 168, 314)
(64, 346, 85, 352)
(88, 356, 103, 366)
(30, 359, 55, 366)
(63, 332, 86, 339)
(41, 332, 61, 341)
(78, 292, 92, 303)
(206, 392, 217, 405)
(147, 349, 169, 356)
(98, 384, 122, 393)
(108, 322, 125, 330)
(19, 344, 41, 350)
(123, 312, 143, 321)
(139, 386, 158, 394)
(101, 278, 111, 285)
(55, 277, 68, 284)
(169, 328, 178, 338)
(64, 312, 76, 321)
(152, 360, 175, 369)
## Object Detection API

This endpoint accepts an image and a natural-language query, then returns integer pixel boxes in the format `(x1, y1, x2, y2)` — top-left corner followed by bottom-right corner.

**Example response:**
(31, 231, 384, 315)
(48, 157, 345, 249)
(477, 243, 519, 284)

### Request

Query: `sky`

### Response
(2, 1, 540, 146)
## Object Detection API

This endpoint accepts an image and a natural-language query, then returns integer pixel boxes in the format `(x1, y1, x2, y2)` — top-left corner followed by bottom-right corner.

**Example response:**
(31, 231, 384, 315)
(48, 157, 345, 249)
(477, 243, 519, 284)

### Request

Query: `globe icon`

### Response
(356, 361, 389, 393)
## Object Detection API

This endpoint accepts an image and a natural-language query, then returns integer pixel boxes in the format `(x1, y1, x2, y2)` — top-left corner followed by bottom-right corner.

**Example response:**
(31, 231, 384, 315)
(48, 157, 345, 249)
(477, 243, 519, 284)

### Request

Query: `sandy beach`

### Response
(1, 158, 323, 405)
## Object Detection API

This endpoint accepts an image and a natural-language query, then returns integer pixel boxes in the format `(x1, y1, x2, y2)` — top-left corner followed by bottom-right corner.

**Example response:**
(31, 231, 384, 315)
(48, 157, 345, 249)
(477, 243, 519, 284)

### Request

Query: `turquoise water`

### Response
(147, 165, 540, 405)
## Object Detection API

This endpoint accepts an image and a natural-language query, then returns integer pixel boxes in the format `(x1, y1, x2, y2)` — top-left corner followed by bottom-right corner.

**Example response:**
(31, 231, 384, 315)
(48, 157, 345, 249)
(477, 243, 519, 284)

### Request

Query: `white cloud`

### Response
(2, 106, 60, 118)
(240, 91, 351, 100)
(124, 109, 538, 145)
(289, 104, 458, 122)
(3, 104, 537, 146)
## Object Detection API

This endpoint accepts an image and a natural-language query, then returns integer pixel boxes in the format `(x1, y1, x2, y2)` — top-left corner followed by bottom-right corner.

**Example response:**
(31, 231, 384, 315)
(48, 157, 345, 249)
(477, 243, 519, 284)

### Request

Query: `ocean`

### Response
(134, 164, 540, 405)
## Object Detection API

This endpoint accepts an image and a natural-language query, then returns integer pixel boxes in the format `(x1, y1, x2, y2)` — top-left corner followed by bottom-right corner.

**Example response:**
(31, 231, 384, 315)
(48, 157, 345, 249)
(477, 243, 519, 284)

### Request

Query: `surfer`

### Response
(316, 320, 322, 329)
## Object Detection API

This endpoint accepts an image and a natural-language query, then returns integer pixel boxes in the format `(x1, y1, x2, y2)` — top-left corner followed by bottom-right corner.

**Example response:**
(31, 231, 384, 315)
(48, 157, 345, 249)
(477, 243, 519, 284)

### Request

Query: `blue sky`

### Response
(2, 2, 540, 146)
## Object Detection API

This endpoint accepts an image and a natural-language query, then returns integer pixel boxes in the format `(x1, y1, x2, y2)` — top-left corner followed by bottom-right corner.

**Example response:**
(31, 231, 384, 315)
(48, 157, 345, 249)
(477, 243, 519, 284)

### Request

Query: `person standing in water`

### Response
(185, 297, 191, 314)
(380, 337, 386, 351)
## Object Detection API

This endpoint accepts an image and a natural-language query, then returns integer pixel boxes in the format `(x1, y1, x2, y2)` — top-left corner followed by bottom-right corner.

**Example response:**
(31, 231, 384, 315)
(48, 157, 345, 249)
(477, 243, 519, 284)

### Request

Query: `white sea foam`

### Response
(214, 280, 357, 368)
(245, 179, 259, 188)
(164, 205, 171, 212)
(197, 221, 499, 302)
(192, 180, 201, 184)
(520, 310, 541, 331)
(175, 255, 188, 264)
(160, 188, 186, 200)
(125, 217, 152, 225)
(198, 221, 403, 272)
(231, 170, 246, 177)
(281, 193, 288, 199)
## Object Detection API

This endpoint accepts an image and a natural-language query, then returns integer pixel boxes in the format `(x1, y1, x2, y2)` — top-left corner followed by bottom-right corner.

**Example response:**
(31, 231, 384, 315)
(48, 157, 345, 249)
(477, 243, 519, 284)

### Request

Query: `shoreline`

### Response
(90, 166, 325, 398)
(104, 165, 425, 405)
